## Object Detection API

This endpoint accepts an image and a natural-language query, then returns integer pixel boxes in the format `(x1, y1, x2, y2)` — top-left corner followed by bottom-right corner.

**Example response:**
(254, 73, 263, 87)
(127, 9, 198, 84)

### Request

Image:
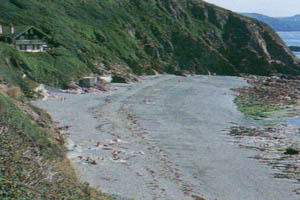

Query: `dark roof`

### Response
(0, 25, 51, 39)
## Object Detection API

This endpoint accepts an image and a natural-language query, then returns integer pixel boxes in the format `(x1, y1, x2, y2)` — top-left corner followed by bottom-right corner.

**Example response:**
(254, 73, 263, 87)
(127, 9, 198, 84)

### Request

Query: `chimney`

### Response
(0, 25, 2, 35)
(11, 24, 14, 34)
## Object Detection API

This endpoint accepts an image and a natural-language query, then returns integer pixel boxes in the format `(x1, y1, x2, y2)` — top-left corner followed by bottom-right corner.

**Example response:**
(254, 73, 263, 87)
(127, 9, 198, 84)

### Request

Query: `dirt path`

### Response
(34, 75, 299, 200)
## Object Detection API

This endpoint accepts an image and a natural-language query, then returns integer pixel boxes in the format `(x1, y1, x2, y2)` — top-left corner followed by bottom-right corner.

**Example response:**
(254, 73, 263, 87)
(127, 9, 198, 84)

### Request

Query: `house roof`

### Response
(0, 25, 51, 40)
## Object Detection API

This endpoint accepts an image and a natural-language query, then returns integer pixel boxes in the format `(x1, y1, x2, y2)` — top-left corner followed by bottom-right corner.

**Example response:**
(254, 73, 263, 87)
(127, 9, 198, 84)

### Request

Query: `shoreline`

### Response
(34, 75, 192, 199)
(33, 75, 300, 200)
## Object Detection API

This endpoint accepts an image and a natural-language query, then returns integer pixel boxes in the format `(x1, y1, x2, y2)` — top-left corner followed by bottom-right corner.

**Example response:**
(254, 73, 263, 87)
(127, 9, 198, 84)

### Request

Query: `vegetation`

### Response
(0, 92, 113, 199)
(233, 75, 300, 120)
(0, 0, 299, 96)
(235, 95, 281, 120)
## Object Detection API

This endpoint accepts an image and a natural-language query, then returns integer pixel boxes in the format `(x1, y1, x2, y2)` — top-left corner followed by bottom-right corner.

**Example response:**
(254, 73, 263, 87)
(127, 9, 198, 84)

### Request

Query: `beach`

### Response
(33, 75, 300, 200)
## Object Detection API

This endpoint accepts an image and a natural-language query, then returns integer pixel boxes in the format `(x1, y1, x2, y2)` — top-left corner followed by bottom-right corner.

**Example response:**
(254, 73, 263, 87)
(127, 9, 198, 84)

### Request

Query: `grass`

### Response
(235, 95, 281, 120)
(258, 120, 280, 126)
(0, 92, 114, 200)
(0, 0, 298, 98)
(234, 75, 300, 120)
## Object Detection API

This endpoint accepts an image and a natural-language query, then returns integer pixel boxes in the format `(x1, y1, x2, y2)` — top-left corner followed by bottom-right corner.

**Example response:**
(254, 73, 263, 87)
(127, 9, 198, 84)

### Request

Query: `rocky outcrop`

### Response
(138, 0, 300, 75)
(107, 0, 300, 76)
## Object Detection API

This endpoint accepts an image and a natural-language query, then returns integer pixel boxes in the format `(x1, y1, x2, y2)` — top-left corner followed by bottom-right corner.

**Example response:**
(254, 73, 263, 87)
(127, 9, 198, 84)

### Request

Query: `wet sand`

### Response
(33, 75, 299, 200)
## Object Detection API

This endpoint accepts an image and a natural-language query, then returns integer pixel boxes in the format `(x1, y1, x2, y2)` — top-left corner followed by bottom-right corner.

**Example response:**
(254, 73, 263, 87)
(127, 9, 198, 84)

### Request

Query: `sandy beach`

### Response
(33, 75, 300, 200)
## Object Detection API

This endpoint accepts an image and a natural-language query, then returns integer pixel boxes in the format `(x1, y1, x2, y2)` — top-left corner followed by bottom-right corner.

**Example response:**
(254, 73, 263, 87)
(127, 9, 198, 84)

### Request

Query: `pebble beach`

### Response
(33, 75, 300, 200)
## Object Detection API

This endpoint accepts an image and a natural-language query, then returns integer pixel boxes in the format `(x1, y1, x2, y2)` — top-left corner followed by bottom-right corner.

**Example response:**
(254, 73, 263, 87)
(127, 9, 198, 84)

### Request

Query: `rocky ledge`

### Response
(231, 74, 300, 195)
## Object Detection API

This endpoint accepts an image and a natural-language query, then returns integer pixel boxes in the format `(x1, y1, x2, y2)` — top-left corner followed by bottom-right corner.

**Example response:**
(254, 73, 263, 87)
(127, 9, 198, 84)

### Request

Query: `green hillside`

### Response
(0, 91, 114, 199)
(0, 0, 299, 94)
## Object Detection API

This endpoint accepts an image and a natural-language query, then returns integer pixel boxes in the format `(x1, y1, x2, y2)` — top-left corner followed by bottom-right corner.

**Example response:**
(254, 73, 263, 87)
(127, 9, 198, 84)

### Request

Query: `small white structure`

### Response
(79, 77, 98, 88)
(100, 75, 112, 83)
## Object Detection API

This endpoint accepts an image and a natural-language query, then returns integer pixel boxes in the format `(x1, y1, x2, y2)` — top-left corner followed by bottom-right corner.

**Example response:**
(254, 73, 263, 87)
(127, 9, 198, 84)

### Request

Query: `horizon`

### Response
(203, 0, 300, 17)
(241, 13, 300, 18)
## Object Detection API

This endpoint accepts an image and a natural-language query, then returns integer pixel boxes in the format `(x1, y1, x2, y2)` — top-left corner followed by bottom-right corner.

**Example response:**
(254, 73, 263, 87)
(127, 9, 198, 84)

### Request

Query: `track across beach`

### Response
(34, 75, 300, 200)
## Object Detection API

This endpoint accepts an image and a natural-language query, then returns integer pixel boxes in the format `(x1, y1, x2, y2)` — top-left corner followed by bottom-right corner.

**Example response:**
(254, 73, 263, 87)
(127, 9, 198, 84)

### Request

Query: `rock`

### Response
(290, 141, 300, 152)
(294, 188, 300, 195)
(110, 138, 122, 144)
(86, 157, 97, 165)
(174, 70, 184, 76)
(257, 153, 282, 160)
(95, 31, 107, 42)
(96, 142, 103, 147)
(284, 148, 299, 155)
(34, 84, 49, 100)
(191, 194, 206, 200)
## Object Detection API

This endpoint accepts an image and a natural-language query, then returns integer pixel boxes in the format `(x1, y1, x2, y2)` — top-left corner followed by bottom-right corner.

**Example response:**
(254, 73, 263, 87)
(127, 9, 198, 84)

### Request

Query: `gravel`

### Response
(33, 75, 300, 200)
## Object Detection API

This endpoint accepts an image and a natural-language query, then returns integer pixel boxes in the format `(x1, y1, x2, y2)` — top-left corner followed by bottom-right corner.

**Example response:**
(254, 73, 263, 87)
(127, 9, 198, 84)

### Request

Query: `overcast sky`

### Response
(203, 0, 300, 17)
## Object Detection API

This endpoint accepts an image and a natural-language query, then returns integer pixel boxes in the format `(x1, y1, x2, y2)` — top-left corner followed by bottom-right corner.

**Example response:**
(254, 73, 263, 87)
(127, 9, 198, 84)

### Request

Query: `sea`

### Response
(277, 31, 300, 58)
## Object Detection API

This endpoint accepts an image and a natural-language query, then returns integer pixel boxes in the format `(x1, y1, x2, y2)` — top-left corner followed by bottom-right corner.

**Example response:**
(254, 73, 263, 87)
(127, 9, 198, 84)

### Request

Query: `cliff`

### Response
(0, 0, 299, 92)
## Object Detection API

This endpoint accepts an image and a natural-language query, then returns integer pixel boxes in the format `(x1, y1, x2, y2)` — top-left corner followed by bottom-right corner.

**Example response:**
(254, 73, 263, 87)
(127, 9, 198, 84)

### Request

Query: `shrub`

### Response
(6, 86, 23, 100)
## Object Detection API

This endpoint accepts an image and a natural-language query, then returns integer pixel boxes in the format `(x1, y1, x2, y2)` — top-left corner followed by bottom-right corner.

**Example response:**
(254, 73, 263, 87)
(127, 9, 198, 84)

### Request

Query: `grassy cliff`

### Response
(0, 91, 114, 199)
(0, 0, 299, 92)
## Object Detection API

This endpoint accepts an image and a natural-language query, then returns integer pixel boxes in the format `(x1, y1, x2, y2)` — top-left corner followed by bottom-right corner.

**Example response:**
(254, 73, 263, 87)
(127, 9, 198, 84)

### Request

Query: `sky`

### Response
(203, 0, 300, 17)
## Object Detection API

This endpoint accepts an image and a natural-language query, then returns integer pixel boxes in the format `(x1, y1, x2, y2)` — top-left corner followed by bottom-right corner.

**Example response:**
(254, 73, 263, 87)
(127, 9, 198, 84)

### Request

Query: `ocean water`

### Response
(277, 31, 300, 58)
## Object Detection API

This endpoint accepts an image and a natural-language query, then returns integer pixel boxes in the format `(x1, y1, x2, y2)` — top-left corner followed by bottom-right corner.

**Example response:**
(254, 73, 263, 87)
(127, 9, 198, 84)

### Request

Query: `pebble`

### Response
(231, 123, 300, 184)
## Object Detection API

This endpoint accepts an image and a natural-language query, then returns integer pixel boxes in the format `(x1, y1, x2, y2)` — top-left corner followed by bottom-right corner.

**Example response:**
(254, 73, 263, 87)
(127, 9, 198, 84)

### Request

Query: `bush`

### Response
(6, 86, 23, 100)
(0, 93, 114, 200)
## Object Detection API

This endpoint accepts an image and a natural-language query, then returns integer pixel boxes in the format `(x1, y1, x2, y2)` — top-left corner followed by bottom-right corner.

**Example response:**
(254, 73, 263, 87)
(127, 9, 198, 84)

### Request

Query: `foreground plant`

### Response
(0, 92, 113, 199)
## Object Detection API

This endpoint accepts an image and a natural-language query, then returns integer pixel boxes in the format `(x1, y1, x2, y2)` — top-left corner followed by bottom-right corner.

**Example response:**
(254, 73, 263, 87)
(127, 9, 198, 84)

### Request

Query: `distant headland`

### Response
(242, 13, 300, 31)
